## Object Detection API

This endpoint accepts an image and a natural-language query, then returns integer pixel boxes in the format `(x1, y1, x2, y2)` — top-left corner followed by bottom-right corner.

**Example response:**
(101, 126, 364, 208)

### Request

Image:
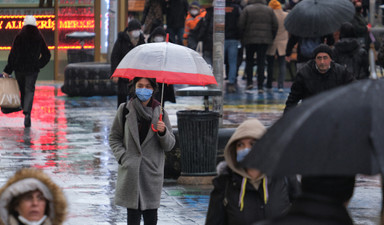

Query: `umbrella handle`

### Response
(151, 114, 163, 132)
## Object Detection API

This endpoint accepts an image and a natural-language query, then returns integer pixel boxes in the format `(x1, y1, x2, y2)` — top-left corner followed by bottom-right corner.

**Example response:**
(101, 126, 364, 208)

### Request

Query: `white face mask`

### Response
(190, 9, 199, 16)
(131, 30, 141, 38)
(154, 36, 165, 42)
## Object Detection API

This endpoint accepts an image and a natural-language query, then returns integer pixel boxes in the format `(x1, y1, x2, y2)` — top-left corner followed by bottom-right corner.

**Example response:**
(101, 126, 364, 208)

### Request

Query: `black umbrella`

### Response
(241, 79, 384, 177)
(284, 0, 355, 37)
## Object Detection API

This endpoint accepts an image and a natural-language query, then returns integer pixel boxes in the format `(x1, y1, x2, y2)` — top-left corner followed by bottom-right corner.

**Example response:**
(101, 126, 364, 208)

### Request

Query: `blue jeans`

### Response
(225, 39, 240, 84)
(167, 27, 184, 45)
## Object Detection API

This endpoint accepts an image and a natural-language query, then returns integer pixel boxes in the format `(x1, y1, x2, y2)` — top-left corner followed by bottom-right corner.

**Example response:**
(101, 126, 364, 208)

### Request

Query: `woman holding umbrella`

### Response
(109, 77, 176, 225)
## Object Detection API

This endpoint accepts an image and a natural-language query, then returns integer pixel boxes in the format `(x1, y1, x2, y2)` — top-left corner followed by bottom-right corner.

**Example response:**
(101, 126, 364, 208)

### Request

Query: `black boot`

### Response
(24, 114, 31, 128)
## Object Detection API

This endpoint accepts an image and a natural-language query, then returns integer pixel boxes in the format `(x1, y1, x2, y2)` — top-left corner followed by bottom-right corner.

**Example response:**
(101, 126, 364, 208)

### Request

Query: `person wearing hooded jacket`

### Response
(0, 168, 67, 225)
(205, 119, 301, 225)
(110, 19, 146, 107)
(333, 22, 369, 80)
(109, 77, 176, 225)
(2, 15, 51, 127)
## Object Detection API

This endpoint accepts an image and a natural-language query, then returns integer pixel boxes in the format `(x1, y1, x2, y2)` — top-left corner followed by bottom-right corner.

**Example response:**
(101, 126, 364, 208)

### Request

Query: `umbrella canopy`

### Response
(111, 42, 217, 86)
(241, 79, 384, 177)
(284, 0, 355, 37)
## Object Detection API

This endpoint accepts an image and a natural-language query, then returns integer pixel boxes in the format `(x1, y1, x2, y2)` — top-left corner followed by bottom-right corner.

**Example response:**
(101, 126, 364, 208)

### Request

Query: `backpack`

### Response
(300, 37, 321, 58)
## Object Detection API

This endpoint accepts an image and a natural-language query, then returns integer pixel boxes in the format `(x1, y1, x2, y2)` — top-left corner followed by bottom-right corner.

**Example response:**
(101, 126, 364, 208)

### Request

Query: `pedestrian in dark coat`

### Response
(2, 15, 51, 128)
(164, 0, 189, 45)
(238, 0, 278, 92)
(255, 176, 355, 225)
(195, 5, 214, 65)
(141, 0, 165, 35)
(205, 119, 301, 225)
(109, 77, 176, 225)
(333, 22, 369, 80)
(110, 19, 146, 107)
(284, 44, 355, 113)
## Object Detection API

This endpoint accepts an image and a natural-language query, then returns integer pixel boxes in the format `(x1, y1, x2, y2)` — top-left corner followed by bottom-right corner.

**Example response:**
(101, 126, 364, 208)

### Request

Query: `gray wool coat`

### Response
(109, 100, 176, 210)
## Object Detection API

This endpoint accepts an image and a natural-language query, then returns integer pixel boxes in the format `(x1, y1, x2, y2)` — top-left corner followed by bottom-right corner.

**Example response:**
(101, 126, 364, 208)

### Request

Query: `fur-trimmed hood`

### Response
(0, 168, 67, 225)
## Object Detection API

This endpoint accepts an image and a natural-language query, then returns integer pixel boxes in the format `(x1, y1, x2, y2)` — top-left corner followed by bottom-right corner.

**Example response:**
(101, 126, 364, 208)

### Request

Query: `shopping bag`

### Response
(0, 77, 21, 108)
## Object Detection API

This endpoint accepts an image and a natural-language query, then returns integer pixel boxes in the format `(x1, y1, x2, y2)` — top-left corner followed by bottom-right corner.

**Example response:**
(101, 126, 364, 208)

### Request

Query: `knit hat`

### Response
(301, 176, 355, 204)
(190, 1, 201, 9)
(268, 0, 282, 9)
(313, 43, 333, 59)
(23, 15, 37, 27)
(339, 22, 357, 39)
(127, 19, 141, 32)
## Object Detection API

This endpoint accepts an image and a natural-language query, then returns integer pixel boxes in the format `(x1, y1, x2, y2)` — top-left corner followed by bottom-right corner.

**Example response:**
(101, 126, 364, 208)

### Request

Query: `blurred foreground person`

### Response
(0, 168, 67, 225)
(205, 119, 300, 225)
(255, 176, 356, 225)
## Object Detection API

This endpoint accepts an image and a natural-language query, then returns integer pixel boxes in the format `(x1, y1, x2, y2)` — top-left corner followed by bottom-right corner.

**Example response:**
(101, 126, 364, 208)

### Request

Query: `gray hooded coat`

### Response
(109, 99, 176, 210)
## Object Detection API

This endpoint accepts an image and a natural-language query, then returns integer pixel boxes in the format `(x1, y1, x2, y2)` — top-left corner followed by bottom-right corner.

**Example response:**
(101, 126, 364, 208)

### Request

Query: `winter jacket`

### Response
(110, 28, 146, 75)
(205, 119, 301, 225)
(285, 34, 334, 63)
(183, 9, 206, 39)
(284, 60, 355, 113)
(333, 38, 369, 80)
(109, 98, 176, 210)
(4, 25, 51, 75)
(266, 8, 288, 56)
(164, 0, 189, 29)
(0, 168, 67, 225)
(255, 194, 354, 225)
(141, 0, 165, 34)
(238, 0, 278, 45)
(195, 7, 214, 52)
(225, 0, 242, 40)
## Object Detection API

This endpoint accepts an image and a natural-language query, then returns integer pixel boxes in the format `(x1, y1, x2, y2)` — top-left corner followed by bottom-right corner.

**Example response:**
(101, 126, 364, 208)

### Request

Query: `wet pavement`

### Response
(0, 77, 382, 225)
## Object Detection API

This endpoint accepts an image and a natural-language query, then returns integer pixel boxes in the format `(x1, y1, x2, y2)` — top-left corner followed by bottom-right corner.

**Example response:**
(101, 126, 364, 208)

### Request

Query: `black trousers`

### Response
(127, 208, 158, 225)
(15, 71, 38, 115)
(244, 43, 268, 89)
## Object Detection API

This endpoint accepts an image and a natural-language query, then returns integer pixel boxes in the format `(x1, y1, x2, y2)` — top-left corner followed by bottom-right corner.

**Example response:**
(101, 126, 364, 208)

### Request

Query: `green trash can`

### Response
(177, 110, 219, 176)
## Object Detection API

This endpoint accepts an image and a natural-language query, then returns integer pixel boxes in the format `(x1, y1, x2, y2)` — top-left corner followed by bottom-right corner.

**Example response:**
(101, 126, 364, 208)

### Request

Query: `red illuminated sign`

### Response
(0, 14, 95, 50)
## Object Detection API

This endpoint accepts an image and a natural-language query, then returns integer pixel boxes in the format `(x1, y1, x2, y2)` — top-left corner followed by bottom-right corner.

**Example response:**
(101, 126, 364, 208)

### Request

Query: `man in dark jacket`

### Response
(2, 15, 51, 127)
(284, 44, 354, 113)
(164, 0, 189, 45)
(333, 22, 369, 80)
(110, 19, 145, 107)
(238, 0, 278, 92)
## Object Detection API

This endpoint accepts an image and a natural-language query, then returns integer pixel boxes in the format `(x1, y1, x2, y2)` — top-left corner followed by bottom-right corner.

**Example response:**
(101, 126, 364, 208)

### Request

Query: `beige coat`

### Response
(109, 100, 175, 210)
(267, 9, 289, 56)
(0, 168, 67, 225)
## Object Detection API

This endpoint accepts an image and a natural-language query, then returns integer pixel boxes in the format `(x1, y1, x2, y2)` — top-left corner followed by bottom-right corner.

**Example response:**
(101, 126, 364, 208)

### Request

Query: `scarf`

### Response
(132, 98, 153, 144)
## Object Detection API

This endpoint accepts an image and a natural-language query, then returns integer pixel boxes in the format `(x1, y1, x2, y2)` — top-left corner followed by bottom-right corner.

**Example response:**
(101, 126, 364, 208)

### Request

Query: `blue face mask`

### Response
(236, 148, 251, 162)
(136, 88, 153, 102)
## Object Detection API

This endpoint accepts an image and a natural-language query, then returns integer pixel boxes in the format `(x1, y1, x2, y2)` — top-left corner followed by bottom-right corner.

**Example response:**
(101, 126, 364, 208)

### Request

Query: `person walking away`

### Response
(147, 26, 176, 106)
(110, 19, 146, 107)
(164, 0, 189, 45)
(141, 0, 165, 35)
(224, 0, 242, 93)
(255, 176, 356, 225)
(284, 44, 355, 113)
(0, 168, 67, 225)
(205, 119, 301, 225)
(266, 0, 288, 93)
(109, 77, 176, 225)
(183, 1, 206, 50)
(2, 15, 51, 128)
(238, 0, 278, 93)
(350, 0, 370, 50)
(333, 22, 369, 80)
(194, 3, 214, 65)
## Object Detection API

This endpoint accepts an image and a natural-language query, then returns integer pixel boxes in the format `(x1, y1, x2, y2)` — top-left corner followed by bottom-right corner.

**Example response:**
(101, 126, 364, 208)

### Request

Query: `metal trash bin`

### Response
(177, 110, 219, 176)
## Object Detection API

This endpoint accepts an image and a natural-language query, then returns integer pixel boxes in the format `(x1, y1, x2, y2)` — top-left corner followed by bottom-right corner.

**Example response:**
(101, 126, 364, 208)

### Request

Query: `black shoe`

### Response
(24, 114, 31, 128)
(1, 107, 22, 114)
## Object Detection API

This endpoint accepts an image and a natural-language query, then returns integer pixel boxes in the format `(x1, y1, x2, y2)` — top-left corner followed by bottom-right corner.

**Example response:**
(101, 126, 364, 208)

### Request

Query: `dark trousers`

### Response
(15, 71, 38, 115)
(267, 54, 286, 89)
(245, 43, 268, 89)
(167, 27, 184, 45)
(127, 208, 158, 225)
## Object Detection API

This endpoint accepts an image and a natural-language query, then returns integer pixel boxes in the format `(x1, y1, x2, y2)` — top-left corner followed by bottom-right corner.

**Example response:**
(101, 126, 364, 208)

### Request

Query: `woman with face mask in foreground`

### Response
(205, 119, 301, 225)
(109, 77, 176, 225)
